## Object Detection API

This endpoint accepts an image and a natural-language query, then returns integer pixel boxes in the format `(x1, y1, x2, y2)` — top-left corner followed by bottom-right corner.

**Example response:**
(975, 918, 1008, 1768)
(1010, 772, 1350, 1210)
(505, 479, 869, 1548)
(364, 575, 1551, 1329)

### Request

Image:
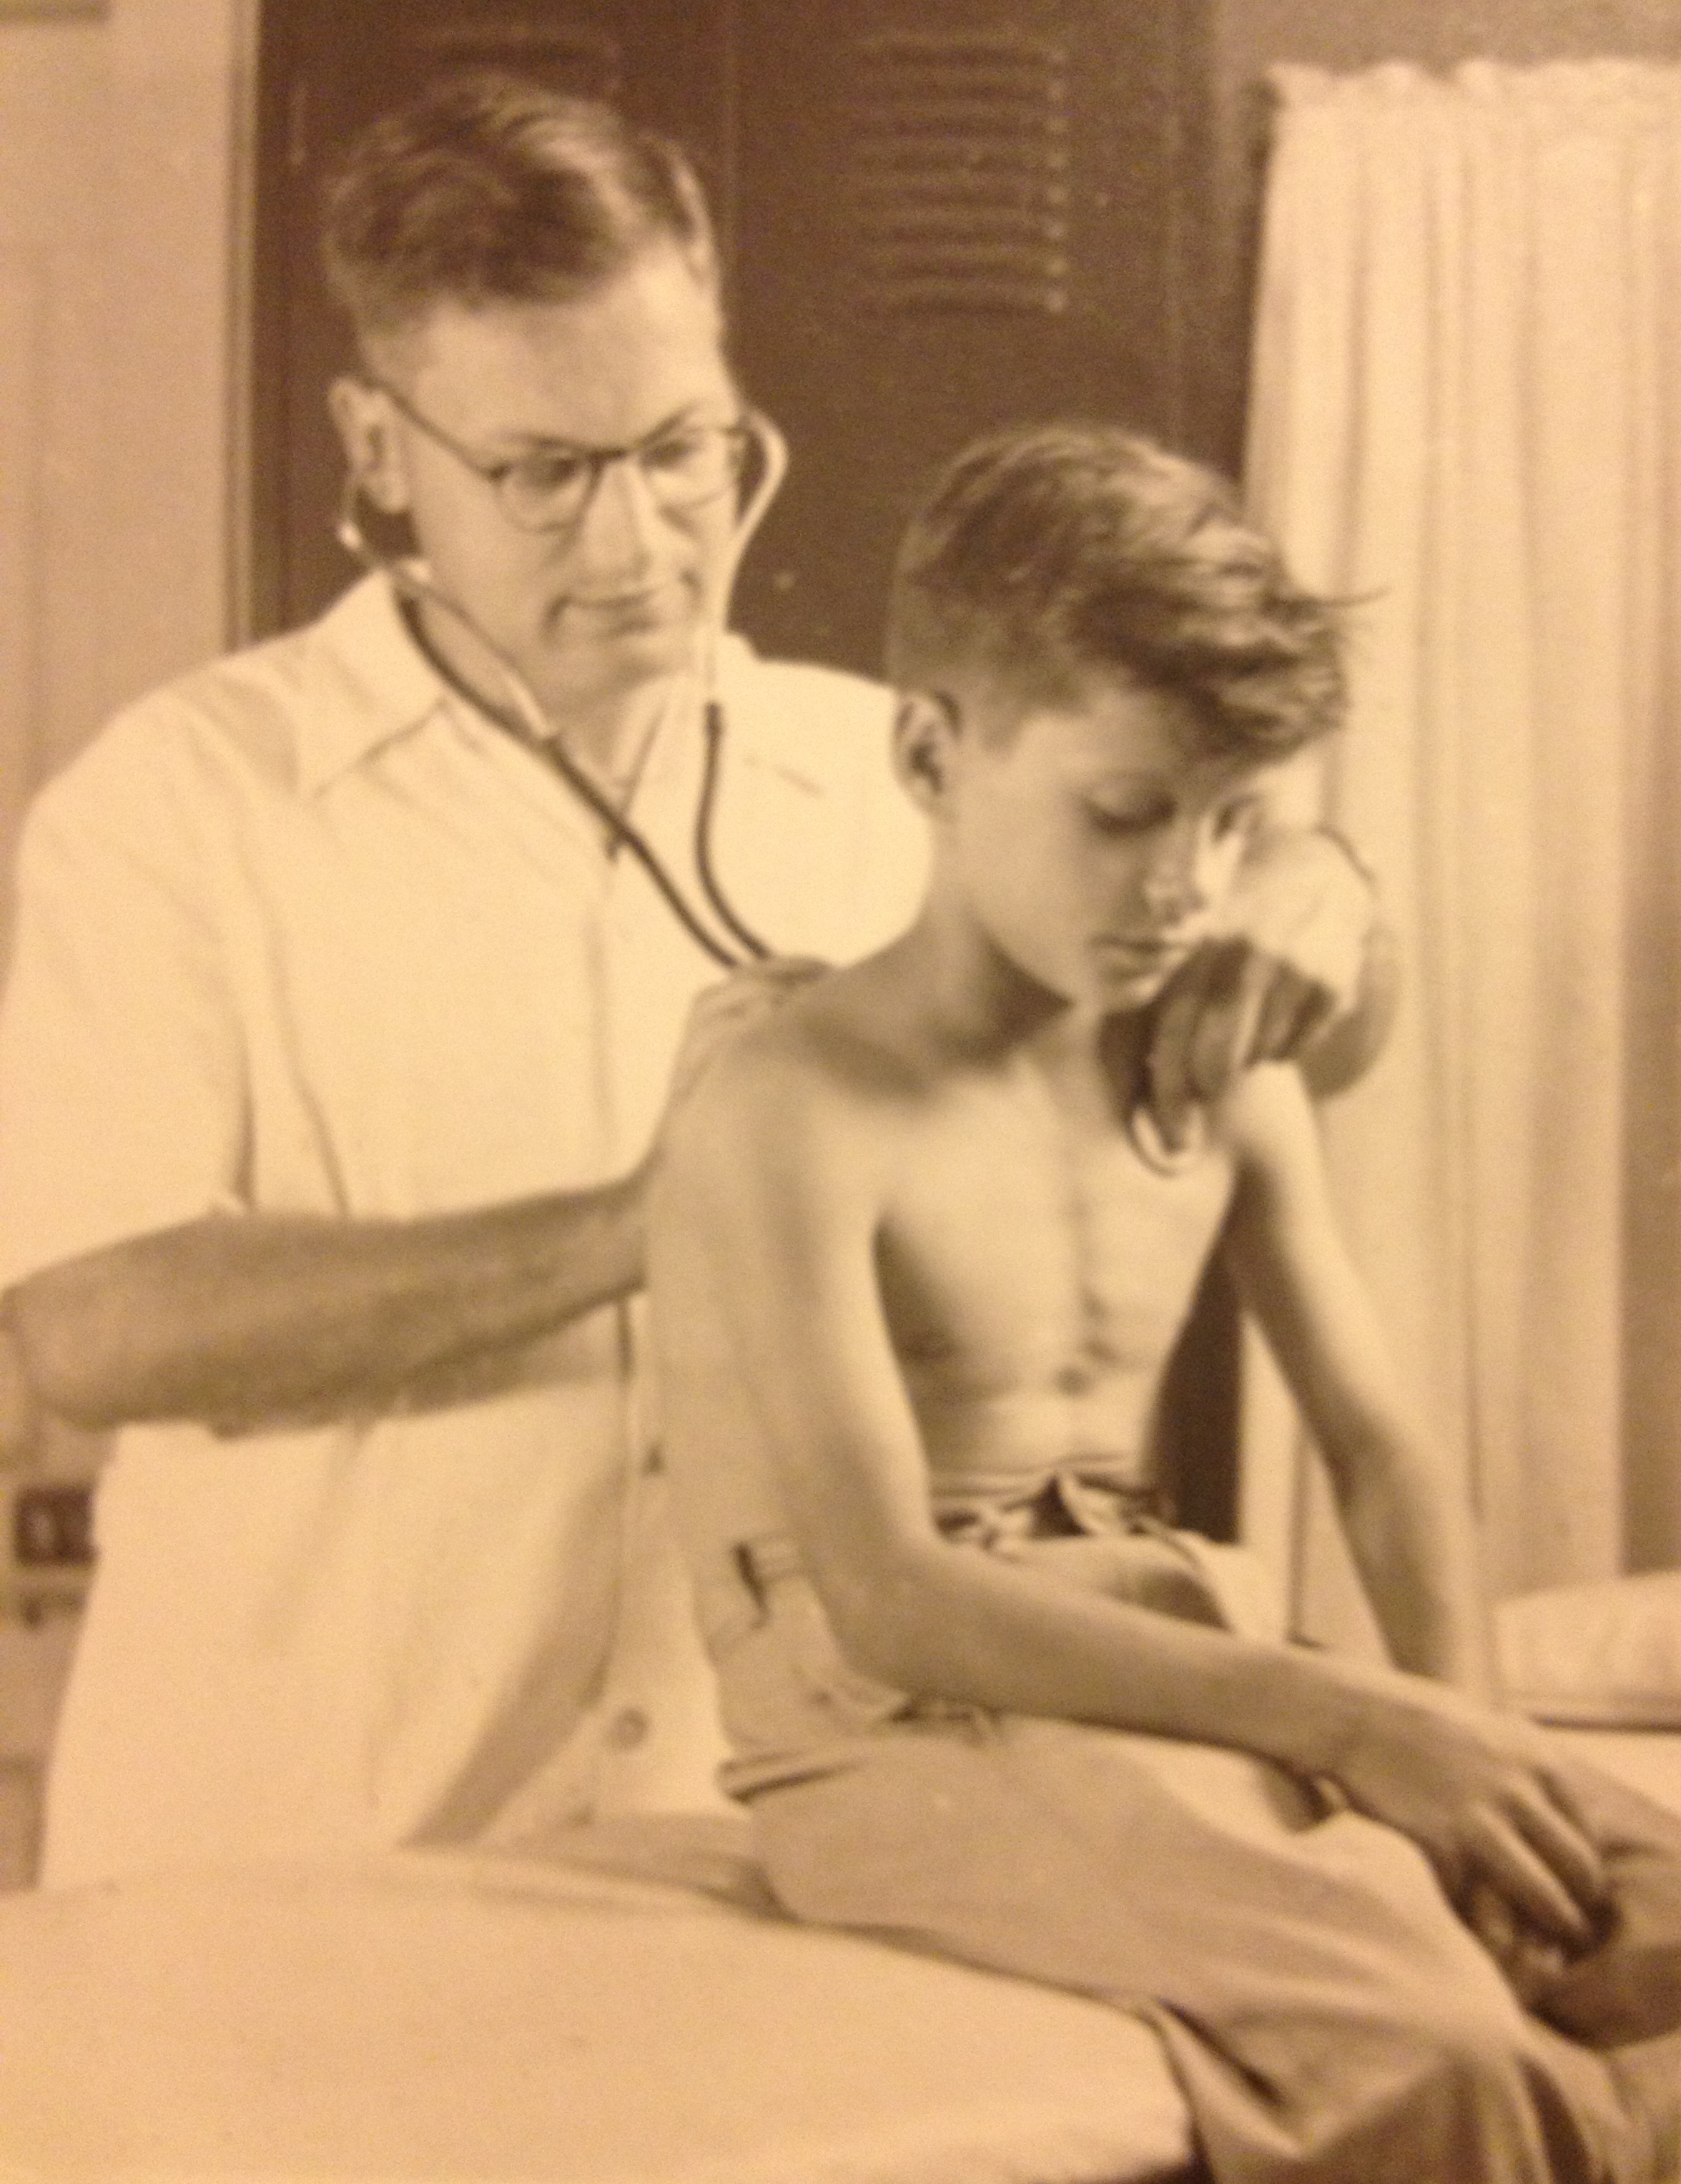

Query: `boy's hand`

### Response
(662, 958, 831, 1123)
(1331, 1679, 1613, 1954)
(1145, 826, 1392, 1149)
(1462, 1878, 1575, 2008)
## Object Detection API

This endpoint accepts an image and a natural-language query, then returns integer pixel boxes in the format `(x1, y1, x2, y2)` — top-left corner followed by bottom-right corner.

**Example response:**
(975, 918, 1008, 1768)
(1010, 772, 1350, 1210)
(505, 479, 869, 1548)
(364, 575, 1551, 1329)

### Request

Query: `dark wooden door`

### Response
(252, 0, 1218, 675)
(721, 0, 1212, 673)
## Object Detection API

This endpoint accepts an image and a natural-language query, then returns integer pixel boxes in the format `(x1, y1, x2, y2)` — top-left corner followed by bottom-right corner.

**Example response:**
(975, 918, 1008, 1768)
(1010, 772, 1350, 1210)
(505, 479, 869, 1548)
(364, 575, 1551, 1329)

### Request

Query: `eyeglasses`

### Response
(368, 378, 753, 534)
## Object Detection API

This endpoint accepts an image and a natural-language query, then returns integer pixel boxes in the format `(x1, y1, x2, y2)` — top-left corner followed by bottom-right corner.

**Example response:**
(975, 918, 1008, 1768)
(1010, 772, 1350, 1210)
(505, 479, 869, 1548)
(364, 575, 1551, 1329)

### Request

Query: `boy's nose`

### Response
(1140, 828, 1213, 921)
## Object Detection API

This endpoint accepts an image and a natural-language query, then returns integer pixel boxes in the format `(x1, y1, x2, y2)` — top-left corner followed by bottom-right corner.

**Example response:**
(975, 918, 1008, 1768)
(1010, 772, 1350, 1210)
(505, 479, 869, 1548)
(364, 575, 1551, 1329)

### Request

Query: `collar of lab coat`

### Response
(293, 572, 766, 801)
(295, 573, 455, 795)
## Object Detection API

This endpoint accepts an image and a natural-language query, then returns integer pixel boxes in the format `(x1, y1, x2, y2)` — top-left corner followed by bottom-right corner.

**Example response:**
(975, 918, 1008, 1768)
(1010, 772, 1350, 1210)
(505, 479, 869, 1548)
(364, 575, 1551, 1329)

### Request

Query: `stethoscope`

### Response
(334, 408, 790, 970)
(334, 410, 1205, 1175)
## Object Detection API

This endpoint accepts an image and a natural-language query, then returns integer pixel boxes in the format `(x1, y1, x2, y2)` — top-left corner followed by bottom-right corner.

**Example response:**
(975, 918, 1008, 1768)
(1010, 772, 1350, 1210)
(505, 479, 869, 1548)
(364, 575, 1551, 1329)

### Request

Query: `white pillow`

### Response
(1497, 1571, 1681, 1726)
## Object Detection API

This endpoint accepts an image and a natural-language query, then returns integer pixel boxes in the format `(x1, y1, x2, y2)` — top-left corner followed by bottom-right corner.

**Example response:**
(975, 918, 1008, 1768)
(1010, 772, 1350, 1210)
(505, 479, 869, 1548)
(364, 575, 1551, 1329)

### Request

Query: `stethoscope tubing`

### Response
(335, 408, 789, 970)
(337, 417, 1207, 1174)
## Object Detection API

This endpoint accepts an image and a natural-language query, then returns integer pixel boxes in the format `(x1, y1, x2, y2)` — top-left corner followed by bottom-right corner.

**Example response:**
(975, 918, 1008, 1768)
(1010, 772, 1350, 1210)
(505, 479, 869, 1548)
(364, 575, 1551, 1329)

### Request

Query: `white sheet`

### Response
(5, 1739, 1679, 2184)
(0, 1836, 1194, 2184)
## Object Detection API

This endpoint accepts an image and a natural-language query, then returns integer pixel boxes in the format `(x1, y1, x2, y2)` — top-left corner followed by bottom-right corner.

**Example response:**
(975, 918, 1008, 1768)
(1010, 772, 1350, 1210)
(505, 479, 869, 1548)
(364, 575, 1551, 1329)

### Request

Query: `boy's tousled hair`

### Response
(320, 70, 719, 349)
(885, 423, 1345, 758)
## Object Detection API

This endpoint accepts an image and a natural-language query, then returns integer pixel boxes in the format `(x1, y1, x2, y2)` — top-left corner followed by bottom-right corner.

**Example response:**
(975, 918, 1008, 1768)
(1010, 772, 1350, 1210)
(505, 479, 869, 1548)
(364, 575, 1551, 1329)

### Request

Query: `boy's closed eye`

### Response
(1078, 790, 1266, 841)
(1082, 793, 1174, 836)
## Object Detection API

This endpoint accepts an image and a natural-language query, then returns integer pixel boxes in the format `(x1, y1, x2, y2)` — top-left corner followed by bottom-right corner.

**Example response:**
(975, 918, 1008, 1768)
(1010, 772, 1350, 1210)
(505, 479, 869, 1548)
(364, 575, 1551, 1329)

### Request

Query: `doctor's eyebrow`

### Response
(497, 397, 744, 456)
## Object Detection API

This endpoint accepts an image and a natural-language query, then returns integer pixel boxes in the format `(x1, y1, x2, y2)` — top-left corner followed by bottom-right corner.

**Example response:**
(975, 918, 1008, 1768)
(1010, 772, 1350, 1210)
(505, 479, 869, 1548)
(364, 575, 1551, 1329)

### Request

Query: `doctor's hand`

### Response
(1143, 824, 1399, 1153)
(661, 957, 832, 1124)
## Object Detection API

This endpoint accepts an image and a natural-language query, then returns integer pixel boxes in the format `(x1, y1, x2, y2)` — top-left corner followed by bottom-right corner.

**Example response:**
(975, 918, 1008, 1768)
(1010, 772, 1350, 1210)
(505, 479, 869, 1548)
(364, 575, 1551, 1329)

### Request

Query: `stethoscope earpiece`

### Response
(330, 415, 789, 970)
(334, 475, 375, 563)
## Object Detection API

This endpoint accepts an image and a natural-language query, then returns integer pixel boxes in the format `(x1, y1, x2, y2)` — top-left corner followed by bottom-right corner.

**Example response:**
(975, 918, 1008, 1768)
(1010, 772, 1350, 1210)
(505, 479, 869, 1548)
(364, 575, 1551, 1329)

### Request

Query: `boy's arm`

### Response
(1218, 1063, 1486, 1691)
(1218, 1063, 1609, 1934)
(656, 1034, 1605, 1949)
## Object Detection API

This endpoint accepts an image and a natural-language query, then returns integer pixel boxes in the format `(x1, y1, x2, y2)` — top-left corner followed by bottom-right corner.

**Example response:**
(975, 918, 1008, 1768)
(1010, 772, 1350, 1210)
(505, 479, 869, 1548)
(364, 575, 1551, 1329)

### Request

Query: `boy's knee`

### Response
(1374, 1987, 1631, 2180)
(1179, 1987, 1625, 2183)
(1539, 1924, 1681, 2050)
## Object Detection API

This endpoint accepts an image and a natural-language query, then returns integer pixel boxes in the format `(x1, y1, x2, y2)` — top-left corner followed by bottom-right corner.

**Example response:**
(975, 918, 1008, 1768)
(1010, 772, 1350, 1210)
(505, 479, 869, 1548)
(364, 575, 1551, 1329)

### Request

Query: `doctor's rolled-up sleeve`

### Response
(0, 771, 248, 1296)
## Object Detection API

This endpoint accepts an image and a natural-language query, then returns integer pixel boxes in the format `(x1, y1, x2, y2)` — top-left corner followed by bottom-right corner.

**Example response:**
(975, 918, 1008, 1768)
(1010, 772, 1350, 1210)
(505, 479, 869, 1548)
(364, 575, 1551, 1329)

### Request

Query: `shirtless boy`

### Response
(650, 424, 1681, 2183)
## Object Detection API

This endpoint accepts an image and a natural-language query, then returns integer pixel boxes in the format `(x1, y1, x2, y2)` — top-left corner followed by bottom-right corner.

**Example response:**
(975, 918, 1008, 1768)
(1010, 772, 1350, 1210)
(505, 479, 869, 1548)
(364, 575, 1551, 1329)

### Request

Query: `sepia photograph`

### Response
(4, 3, 1681, 2178)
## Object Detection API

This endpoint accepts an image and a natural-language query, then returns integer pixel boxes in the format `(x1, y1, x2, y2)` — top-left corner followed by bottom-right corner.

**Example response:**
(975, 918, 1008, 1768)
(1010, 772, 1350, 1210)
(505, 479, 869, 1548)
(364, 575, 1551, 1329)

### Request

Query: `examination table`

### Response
(3, 1575, 1680, 2184)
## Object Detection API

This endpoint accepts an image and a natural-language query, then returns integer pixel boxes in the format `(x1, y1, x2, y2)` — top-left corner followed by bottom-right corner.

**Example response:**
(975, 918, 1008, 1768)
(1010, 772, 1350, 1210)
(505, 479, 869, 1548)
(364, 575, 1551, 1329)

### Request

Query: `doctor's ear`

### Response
(892, 690, 963, 811)
(327, 377, 412, 518)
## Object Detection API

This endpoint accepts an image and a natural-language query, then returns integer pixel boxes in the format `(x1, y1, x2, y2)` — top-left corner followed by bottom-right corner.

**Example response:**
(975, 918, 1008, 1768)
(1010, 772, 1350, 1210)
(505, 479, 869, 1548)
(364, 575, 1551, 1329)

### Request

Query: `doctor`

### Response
(0, 70, 1393, 1884)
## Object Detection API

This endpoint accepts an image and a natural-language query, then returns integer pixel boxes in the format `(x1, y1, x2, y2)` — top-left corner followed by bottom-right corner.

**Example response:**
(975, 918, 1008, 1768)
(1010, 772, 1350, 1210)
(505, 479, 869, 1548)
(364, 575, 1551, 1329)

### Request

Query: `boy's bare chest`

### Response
(874, 1066, 1236, 1395)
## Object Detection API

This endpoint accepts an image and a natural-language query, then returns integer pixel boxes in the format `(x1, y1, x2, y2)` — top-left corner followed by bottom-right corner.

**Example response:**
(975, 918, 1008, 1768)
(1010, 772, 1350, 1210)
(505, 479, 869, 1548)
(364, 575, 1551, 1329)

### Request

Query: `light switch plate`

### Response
(4, 1479, 93, 1623)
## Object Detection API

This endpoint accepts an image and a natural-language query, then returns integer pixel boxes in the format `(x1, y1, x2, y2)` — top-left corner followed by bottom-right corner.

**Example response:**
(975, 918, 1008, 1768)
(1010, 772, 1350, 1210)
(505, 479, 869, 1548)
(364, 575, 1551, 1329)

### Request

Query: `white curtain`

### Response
(1245, 61, 1681, 1607)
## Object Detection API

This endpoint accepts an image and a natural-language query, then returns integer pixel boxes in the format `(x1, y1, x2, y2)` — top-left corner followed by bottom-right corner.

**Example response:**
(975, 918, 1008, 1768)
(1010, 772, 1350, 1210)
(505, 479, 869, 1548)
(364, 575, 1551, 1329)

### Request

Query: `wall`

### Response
(0, 0, 252, 1866)
(0, 20, 113, 956)
(1218, 0, 1681, 79)
(5, 0, 1678, 1603)
(0, 0, 251, 972)
(104, 0, 255, 704)
(0, 0, 250, 1502)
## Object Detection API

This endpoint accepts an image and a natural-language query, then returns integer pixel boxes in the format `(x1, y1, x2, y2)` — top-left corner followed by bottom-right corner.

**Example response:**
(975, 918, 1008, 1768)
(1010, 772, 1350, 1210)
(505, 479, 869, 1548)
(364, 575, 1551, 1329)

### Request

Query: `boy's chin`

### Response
(1085, 938, 1197, 1013)
(1090, 962, 1179, 1012)
(992, 944, 1180, 1018)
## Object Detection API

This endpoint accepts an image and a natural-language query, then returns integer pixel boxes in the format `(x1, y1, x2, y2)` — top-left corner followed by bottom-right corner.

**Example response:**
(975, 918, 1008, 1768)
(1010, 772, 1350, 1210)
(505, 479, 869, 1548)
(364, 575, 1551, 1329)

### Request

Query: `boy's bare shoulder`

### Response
(672, 960, 931, 1164)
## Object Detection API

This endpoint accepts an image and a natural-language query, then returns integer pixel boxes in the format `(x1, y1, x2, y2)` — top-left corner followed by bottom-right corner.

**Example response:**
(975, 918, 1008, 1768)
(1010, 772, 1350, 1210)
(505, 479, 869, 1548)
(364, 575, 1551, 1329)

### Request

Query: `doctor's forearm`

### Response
(2, 1174, 646, 1433)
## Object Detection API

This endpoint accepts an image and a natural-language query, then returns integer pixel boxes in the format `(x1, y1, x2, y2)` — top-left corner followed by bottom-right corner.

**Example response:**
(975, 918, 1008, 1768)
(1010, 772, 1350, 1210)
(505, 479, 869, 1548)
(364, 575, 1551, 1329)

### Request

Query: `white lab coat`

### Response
(0, 574, 927, 1882)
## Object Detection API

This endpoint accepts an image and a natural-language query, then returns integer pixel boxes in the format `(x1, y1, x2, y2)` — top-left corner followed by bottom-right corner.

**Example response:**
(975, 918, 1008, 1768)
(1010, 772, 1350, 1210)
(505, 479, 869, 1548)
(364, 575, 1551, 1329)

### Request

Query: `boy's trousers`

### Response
(743, 1711, 1681, 2184)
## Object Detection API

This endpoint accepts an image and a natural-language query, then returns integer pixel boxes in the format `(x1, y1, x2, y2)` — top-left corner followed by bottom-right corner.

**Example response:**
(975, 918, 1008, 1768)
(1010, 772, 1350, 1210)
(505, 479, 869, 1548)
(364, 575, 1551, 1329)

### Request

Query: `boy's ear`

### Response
(327, 376, 413, 518)
(892, 690, 962, 813)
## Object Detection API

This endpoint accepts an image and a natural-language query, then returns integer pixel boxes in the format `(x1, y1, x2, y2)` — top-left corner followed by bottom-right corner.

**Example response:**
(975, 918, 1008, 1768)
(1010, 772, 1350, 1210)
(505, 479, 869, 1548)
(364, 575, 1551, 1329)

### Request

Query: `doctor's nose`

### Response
(564, 454, 669, 576)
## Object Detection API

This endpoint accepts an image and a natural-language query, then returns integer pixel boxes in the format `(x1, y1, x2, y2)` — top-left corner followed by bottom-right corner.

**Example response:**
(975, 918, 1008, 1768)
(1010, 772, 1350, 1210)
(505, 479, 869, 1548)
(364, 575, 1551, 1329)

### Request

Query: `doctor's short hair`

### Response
(884, 422, 1346, 759)
(320, 70, 719, 350)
